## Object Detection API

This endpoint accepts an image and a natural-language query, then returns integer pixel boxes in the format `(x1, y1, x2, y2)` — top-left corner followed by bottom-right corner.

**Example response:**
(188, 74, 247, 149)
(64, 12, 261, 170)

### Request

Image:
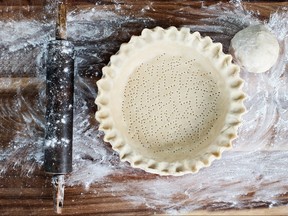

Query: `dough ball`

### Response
(230, 24, 279, 73)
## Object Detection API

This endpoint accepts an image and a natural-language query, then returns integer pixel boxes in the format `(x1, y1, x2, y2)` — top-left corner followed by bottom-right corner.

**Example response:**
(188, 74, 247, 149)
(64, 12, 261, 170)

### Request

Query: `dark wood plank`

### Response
(0, 1, 287, 215)
(0, 1, 286, 20)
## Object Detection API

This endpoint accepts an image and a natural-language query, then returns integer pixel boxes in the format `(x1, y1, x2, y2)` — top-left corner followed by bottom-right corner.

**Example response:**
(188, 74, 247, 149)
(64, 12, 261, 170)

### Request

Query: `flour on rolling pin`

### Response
(0, 1, 288, 213)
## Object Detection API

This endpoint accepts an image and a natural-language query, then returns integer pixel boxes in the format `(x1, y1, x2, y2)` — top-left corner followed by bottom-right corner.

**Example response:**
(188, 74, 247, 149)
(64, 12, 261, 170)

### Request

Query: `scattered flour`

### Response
(0, 1, 287, 213)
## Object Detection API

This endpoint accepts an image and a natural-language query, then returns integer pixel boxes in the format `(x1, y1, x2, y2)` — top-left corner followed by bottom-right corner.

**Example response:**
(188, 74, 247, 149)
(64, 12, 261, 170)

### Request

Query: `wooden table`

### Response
(0, 1, 287, 215)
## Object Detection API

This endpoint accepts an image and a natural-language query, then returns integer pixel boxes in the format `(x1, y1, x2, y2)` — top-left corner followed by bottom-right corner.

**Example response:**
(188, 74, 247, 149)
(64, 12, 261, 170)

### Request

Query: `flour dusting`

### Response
(0, 1, 288, 213)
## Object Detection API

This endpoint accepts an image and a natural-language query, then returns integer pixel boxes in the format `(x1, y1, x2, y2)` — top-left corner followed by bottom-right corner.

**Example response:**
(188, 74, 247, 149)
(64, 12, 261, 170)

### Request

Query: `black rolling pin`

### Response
(44, 0, 74, 213)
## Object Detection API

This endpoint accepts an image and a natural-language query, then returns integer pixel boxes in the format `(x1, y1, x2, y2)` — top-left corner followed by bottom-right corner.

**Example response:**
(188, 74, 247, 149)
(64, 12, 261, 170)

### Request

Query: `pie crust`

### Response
(95, 27, 246, 176)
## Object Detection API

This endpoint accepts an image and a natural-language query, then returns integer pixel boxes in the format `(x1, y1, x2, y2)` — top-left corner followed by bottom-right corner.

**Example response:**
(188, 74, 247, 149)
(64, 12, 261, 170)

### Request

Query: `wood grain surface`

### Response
(1, 1, 288, 215)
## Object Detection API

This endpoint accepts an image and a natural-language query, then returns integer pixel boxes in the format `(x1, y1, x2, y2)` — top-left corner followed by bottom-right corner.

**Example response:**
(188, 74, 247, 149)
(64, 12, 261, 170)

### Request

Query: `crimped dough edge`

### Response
(95, 26, 246, 176)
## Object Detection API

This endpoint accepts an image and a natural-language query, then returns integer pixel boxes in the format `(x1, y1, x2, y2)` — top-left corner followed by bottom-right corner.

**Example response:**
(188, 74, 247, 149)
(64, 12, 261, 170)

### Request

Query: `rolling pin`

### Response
(44, 0, 74, 213)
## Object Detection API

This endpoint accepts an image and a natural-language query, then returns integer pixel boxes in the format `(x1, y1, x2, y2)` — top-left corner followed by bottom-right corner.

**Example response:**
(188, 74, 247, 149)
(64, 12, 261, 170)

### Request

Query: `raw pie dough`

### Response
(96, 27, 246, 175)
(230, 24, 280, 73)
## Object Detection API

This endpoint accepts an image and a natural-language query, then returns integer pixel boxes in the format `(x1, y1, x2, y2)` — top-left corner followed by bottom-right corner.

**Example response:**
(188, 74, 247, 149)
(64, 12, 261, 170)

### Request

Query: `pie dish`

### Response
(95, 27, 245, 176)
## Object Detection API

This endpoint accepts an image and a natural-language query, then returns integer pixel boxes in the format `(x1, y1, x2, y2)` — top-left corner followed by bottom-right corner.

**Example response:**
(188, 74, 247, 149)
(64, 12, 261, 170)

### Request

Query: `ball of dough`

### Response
(230, 24, 279, 73)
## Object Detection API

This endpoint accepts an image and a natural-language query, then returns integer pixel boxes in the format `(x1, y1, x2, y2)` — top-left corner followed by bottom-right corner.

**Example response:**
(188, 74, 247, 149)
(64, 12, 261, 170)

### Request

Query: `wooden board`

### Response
(1, 1, 288, 215)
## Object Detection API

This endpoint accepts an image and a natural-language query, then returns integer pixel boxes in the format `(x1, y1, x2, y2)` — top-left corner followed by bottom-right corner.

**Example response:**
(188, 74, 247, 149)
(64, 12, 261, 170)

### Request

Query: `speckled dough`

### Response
(95, 27, 246, 175)
(230, 24, 280, 73)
